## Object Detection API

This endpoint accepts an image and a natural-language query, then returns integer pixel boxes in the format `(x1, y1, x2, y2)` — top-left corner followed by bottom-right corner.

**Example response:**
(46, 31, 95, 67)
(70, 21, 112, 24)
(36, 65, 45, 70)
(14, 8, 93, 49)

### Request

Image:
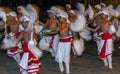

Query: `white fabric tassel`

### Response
(19, 53, 29, 74)
(38, 36, 50, 50)
(28, 31, 42, 58)
(73, 39, 84, 56)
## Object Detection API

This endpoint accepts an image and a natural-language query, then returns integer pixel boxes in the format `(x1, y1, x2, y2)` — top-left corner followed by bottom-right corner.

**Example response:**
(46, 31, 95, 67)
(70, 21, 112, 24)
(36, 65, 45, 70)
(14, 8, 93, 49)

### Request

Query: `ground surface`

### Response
(0, 41, 120, 74)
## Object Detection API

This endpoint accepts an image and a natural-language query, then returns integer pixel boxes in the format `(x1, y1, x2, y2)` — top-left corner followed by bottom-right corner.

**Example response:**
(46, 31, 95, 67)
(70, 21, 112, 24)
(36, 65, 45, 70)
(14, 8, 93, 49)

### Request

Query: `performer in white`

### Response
(17, 16, 42, 74)
(1, 11, 23, 64)
(68, 10, 85, 56)
(86, 9, 114, 72)
(55, 12, 72, 74)
(39, 10, 59, 57)
(0, 9, 6, 46)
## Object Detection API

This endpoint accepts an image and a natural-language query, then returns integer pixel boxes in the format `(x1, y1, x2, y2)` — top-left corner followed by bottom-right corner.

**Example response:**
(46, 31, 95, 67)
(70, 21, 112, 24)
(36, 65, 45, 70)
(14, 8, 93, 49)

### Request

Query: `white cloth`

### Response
(2, 33, 17, 49)
(72, 39, 84, 56)
(116, 21, 120, 36)
(109, 25, 116, 34)
(55, 41, 71, 63)
(39, 36, 50, 50)
(28, 40, 43, 58)
(19, 53, 29, 74)
(39, 34, 59, 51)
(98, 39, 113, 56)
(70, 15, 86, 32)
(34, 23, 43, 34)
(79, 29, 92, 41)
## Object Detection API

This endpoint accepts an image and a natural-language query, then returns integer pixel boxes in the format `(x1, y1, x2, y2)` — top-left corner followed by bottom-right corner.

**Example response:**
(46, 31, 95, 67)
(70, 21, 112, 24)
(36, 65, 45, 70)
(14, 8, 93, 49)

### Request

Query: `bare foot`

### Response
(102, 65, 108, 69)
(61, 72, 64, 74)
(108, 68, 113, 72)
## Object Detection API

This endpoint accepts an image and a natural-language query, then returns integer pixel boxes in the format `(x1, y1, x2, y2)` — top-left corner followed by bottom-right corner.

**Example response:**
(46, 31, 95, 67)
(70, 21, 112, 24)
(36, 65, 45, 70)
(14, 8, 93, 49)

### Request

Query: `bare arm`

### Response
(86, 25, 100, 32)
(16, 31, 23, 43)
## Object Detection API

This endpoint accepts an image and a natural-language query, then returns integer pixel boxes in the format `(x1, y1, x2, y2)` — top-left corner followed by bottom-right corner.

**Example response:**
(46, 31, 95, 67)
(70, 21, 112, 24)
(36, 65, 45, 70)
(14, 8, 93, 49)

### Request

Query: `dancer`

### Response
(17, 16, 41, 74)
(56, 12, 72, 74)
(39, 10, 59, 57)
(86, 9, 114, 72)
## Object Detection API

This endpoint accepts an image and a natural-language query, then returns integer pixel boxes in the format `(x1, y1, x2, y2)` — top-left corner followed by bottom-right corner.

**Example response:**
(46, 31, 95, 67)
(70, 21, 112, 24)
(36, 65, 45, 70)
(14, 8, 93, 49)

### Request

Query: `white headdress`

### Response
(7, 11, 17, 17)
(66, 4, 71, 9)
(68, 10, 75, 15)
(47, 10, 56, 15)
(94, 4, 101, 10)
(50, 6, 63, 15)
(20, 16, 29, 22)
(100, 3, 106, 7)
(57, 12, 70, 23)
(57, 12, 68, 19)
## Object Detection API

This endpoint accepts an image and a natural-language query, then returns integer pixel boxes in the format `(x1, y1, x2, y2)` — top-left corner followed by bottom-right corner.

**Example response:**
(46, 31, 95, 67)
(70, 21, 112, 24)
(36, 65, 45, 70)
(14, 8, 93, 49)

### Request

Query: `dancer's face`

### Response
(22, 21, 29, 29)
(58, 16, 66, 24)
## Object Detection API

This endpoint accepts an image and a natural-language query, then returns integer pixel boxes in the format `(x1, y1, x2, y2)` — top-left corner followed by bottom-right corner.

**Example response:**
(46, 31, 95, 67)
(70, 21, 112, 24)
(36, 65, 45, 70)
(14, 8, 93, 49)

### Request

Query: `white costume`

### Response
(69, 10, 91, 56)
(2, 32, 22, 64)
(39, 29, 59, 57)
(98, 32, 113, 69)
(55, 36, 72, 74)
(55, 12, 71, 73)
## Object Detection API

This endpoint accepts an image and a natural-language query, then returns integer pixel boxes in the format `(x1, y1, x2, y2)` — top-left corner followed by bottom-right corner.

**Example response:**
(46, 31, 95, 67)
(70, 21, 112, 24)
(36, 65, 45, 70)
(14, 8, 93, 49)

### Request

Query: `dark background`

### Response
(0, 0, 120, 21)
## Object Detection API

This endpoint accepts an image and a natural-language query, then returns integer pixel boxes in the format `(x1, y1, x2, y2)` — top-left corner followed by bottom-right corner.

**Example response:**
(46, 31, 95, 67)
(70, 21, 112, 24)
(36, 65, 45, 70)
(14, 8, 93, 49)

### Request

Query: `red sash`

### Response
(48, 33, 58, 48)
(60, 36, 73, 42)
(98, 32, 112, 60)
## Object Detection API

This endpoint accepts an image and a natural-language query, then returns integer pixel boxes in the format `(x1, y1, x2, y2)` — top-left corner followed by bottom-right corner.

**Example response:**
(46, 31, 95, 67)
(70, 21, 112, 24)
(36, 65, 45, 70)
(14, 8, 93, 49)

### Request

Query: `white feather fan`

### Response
(108, 5, 119, 17)
(76, 3, 85, 15)
(0, 10, 6, 22)
(17, 6, 29, 16)
(110, 9, 119, 17)
(70, 15, 86, 32)
(116, 5, 120, 12)
(26, 4, 37, 25)
(85, 5, 94, 20)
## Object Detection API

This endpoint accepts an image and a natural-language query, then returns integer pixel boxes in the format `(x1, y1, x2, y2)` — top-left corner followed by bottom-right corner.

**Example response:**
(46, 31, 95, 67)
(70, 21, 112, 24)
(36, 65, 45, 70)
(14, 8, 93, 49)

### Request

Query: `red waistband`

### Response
(60, 36, 73, 42)
(101, 32, 112, 40)
(48, 33, 58, 36)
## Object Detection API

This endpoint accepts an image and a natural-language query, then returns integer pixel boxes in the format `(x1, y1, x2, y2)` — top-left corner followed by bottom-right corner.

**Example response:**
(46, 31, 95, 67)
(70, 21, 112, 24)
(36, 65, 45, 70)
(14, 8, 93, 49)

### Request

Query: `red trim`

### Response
(101, 32, 112, 40)
(14, 32, 21, 39)
(60, 36, 73, 42)
(98, 32, 112, 60)
(19, 65, 28, 72)
(106, 53, 112, 56)
(48, 33, 57, 36)
(98, 40, 107, 60)
(86, 19, 92, 25)
(48, 33, 58, 48)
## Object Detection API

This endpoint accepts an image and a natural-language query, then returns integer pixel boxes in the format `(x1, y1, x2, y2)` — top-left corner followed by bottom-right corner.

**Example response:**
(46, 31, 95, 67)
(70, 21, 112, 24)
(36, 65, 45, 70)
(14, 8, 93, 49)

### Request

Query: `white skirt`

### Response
(55, 41, 71, 63)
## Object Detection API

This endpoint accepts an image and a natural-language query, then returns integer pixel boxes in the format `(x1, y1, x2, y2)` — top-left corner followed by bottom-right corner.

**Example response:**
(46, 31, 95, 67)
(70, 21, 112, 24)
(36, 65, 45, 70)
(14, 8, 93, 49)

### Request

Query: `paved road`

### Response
(0, 41, 120, 74)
